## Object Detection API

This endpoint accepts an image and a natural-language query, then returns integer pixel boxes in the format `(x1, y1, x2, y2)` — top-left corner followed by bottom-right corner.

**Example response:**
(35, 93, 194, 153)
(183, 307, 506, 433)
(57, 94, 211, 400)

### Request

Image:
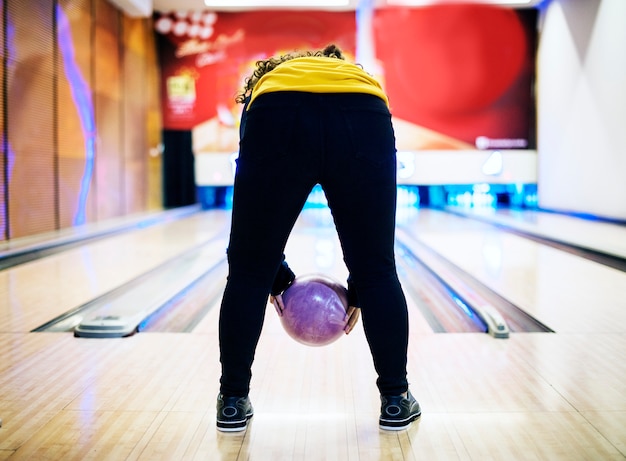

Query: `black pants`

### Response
(219, 92, 409, 396)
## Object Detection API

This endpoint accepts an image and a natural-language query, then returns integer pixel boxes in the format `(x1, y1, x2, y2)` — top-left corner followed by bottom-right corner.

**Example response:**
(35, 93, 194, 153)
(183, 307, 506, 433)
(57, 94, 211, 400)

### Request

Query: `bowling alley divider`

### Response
(31, 228, 231, 337)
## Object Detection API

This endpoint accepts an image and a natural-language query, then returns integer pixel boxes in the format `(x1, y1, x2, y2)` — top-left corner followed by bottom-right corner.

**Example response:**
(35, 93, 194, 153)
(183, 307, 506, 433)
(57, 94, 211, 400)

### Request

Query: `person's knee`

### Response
(348, 261, 398, 285)
(349, 269, 401, 297)
(227, 250, 284, 290)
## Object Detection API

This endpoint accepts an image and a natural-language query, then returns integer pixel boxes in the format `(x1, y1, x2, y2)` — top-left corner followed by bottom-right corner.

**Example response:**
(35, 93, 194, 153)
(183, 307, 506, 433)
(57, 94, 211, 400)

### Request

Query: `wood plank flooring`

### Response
(0, 208, 625, 460)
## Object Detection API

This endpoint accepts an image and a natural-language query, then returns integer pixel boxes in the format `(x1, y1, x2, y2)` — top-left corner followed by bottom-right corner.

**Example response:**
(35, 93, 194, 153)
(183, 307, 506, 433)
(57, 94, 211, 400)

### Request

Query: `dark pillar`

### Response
(162, 130, 196, 208)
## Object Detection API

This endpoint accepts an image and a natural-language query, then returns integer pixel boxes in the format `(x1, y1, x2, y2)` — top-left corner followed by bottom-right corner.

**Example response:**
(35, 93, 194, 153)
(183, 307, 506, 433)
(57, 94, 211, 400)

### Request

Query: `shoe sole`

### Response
(379, 411, 421, 431)
(216, 414, 253, 432)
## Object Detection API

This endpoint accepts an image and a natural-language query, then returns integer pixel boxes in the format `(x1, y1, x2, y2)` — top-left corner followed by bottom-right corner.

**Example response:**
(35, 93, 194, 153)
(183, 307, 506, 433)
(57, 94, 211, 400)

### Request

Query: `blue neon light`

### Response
(1, 19, 16, 237)
(56, 4, 96, 226)
(451, 293, 488, 331)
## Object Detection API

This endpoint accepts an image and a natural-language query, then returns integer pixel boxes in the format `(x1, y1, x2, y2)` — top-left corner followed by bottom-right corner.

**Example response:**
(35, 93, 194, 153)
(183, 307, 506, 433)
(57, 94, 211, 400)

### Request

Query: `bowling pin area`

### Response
(1, 196, 625, 461)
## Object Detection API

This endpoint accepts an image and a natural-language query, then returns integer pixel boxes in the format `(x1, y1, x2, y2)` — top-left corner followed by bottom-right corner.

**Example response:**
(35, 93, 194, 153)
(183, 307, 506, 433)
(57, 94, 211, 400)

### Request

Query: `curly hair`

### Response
(235, 44, 345, 104)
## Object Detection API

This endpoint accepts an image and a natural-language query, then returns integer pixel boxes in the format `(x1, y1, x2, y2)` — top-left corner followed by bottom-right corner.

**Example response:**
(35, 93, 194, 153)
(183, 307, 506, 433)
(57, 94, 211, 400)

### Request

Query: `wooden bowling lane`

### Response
(159, 205, 489, 337)
(0, 210, 231, 333)
(0, 206, 200, 270)
(448, 206, 626, 260)
(274, 207, 489, 335)
(398, 208, 626, 334)
(1, 206, 626, 459)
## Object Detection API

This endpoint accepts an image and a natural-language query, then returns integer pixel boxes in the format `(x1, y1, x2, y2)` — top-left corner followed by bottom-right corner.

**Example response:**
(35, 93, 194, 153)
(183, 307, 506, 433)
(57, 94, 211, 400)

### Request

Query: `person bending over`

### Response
(217, 44, 420, 432)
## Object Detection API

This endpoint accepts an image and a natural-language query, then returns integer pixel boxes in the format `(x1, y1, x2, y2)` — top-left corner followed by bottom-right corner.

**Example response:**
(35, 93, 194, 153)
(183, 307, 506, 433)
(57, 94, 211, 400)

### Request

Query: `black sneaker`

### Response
(216, 394, 254, 432)
(379, 390, 421, 431)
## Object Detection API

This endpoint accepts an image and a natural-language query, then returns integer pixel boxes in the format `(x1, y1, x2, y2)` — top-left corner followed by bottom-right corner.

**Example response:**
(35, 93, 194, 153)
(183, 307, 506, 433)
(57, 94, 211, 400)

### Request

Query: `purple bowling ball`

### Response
(280, 274, 350, 347)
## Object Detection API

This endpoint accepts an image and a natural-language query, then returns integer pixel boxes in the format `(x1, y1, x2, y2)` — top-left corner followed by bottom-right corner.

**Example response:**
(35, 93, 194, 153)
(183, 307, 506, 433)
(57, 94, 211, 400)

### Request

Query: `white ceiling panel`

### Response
(151, 0, 543, 14)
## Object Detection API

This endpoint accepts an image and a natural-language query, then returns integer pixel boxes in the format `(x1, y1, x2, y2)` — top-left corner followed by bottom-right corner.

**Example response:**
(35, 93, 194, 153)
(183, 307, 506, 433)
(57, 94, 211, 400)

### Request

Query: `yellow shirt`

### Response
(248, 56, 388, 108)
